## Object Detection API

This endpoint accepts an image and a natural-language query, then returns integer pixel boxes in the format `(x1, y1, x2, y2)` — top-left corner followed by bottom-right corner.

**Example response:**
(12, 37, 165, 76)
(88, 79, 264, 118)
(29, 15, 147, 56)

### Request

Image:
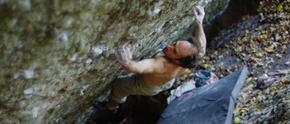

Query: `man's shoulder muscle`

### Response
(152, 56, 167, 70)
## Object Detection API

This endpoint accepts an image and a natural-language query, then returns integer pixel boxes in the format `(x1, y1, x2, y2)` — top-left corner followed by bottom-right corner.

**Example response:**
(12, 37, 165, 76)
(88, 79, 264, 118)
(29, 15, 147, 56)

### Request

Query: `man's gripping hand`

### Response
(194, 6, 205, 24)
(115, 47, 135, 66)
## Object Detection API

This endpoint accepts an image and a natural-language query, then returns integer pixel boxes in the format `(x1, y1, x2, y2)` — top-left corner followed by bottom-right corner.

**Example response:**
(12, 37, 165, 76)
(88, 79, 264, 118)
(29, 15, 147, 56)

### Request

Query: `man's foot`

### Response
(93, 100, 118, 114)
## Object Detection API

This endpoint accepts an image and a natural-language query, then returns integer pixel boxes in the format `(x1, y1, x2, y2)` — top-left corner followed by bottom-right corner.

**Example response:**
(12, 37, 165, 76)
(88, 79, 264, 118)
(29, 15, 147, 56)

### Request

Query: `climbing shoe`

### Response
(93, 100, 118, 114)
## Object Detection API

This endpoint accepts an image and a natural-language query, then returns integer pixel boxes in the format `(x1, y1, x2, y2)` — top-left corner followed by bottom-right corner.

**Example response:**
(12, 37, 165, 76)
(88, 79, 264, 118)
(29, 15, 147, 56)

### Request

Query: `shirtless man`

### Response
(94, 6, 206, 114)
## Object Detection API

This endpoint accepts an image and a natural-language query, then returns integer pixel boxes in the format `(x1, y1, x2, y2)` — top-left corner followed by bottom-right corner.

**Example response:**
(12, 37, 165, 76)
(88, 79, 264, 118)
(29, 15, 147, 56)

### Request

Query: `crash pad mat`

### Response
(157, 67, 248, 124)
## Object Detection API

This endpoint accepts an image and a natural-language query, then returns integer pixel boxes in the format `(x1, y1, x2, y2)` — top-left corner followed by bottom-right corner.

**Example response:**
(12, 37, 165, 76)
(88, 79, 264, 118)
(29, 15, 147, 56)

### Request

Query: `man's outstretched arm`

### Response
(115, 47, 164, 74)
(194, 6, 206, 57)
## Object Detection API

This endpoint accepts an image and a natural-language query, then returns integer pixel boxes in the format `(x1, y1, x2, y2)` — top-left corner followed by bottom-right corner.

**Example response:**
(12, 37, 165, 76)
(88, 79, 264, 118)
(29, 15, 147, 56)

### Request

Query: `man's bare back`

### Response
(142, 51, 188, 88)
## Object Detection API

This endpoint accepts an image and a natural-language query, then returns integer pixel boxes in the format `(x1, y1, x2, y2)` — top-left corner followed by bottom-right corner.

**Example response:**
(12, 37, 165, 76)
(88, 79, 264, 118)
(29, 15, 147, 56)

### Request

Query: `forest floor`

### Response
(190, 0, 290, 123)
(188, 0, 290, 87)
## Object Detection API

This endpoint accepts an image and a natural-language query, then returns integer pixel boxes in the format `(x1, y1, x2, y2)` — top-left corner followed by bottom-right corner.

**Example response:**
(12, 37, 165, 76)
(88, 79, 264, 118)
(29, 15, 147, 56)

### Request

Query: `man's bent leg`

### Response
(94, 74, 135, 114)
(107, 74, 137, 107)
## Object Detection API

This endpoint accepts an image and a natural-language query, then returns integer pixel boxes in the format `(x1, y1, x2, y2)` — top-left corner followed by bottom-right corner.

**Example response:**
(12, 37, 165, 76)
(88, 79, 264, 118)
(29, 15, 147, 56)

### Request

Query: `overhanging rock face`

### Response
(0, 0, 229, 123)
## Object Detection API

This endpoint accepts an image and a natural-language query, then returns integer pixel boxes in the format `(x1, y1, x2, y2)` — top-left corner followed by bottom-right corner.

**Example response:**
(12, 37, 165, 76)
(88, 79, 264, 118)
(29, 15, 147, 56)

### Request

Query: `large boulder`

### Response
(0, 0, 230, 123)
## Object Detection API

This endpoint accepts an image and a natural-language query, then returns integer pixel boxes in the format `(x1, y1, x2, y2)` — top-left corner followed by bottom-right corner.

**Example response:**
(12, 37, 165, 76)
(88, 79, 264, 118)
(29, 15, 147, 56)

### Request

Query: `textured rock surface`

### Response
(0, 0, 230, 123)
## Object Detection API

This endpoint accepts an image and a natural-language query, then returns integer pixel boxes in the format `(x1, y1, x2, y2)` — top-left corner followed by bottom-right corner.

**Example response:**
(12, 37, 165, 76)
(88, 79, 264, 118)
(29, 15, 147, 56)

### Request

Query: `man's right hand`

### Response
(115, 47, 135, 66)
(194, 6, 205, 24)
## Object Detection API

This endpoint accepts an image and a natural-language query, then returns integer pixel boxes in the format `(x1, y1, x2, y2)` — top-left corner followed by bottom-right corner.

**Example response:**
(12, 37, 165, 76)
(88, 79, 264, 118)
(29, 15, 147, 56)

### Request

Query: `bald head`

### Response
(176, 37, 203, 68)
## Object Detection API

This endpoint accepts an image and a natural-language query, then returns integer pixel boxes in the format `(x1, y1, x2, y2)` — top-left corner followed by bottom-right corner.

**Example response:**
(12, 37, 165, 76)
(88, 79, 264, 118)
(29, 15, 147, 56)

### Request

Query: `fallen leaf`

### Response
(252, 48, 258, 53)
(255, 106, 259, 111)
(265, 46, 275, 52)
(242, 93, 249, 98)
(234, 108, 241, 115)
(235, 47, 243, 53)
(257, 35, 264, 41)
(276, 54, 282, 59)
(258, 62, 264, 66)
(184, 70, 192, 75)
(277, 4, 283, 11)
(246, 77, 252, 82)
(243, 84, 254, 89)
(271, 87, 277, 92)
(240, 108, 249, 115)
(183, 74, 189, 79)
(280, 77, 290, 84)
(255, 51, 264, 57)
(202, 64, 210, 69)
(269, 14, 273, 18)
(251, 57, 261, 63)
(218, 55, 224, 59)
(263, 88, 270, 94)
(220, 62, 224, 66)
(281, 45, 287, 50)
(242, 17, 246, 20)
(242, 37, 248, 42)
(242, 108, 249, 112)
(203, 56, 210, 61)
(241, 53, 246, 57)
(234, 117, 241, 124)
